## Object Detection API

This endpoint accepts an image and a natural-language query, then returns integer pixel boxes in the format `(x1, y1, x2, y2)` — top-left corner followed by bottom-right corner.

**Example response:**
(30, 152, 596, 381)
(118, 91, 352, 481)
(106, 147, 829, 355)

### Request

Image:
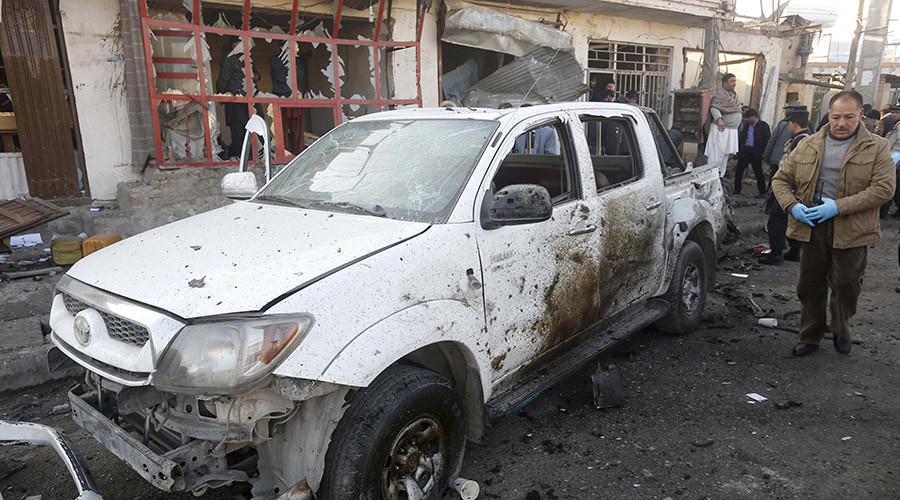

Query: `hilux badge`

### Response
(73, 315, 91, 346)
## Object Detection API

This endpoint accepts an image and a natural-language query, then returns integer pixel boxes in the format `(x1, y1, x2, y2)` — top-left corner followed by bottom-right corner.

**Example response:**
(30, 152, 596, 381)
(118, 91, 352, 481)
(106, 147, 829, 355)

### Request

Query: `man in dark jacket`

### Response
(735, 108, 771, 196)
(759, 110, 809, 265)
(763, 101, 805, 171)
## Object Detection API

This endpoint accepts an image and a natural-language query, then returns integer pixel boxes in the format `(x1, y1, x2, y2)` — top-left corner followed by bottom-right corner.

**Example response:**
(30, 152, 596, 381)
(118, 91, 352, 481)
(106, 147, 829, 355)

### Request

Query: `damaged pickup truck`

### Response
(48, 103, 725, 499)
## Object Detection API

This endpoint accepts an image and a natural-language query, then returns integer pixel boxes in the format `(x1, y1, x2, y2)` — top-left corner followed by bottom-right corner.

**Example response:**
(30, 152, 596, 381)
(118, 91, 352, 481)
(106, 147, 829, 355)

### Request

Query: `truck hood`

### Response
(66, 202, 429, 318)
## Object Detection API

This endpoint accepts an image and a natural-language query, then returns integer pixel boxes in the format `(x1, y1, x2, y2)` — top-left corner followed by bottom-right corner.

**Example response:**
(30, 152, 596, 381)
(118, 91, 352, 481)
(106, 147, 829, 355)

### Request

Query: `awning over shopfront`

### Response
(441, 1, 573, 57)
(461, 46, 588, 108)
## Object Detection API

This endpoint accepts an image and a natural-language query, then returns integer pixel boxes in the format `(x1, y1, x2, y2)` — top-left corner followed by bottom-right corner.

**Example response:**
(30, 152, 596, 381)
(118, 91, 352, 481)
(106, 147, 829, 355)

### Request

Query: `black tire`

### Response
(318, 364, 466, 500)
(655, 240, 708, 334)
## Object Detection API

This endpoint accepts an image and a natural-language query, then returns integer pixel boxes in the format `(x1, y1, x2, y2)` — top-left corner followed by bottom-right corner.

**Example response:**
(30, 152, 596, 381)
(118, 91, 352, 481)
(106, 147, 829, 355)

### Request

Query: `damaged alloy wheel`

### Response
(319, 365, 465, 500)
(656, 239, 708, 334)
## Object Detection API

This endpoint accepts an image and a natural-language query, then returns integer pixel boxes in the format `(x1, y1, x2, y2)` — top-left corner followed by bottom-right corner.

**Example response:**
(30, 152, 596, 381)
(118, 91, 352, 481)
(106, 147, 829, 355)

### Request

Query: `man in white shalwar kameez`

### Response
(706, 73, 743, 177)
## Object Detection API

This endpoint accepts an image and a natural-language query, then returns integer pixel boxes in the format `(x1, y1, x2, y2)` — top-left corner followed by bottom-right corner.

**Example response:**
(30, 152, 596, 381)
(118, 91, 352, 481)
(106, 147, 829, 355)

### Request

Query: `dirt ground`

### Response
(1, 193, 899, 499)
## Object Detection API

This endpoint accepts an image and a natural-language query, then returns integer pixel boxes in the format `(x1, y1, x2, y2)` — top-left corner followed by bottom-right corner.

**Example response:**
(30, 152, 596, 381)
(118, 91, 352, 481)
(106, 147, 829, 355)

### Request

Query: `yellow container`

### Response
(83, 233, 122, 256)
(51, 236, 84, 265)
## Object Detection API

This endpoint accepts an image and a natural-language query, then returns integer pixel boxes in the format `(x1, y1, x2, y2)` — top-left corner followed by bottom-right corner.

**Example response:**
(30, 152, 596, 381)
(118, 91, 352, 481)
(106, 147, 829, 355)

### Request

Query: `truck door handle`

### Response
(646, 201, 661, 210)
(466, 268, 481, 289)
(567, 224, 597, 236)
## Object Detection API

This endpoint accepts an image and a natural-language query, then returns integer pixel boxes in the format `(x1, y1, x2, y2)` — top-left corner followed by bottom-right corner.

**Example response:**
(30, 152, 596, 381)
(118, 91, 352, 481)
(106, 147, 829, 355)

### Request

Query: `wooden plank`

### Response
(0, 206, 28, 222)
(3, 267, 64, 279)
(0, 197, 68, 240)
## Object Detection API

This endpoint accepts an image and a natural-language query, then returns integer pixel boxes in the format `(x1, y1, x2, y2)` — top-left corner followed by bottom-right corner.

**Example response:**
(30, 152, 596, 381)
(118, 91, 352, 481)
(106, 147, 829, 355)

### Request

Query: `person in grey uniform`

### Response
(763, 101, 806, 175)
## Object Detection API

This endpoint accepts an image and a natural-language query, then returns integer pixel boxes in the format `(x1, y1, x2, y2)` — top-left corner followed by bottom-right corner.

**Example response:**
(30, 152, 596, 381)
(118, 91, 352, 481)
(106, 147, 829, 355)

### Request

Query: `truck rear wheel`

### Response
(319, 364, 465, 500)
(656, 240, 707, 334)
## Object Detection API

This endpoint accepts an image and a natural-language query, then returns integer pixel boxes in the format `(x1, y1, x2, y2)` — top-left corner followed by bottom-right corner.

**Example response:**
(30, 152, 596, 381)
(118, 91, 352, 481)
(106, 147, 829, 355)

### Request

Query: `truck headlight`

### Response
(153, 314, 314, 395)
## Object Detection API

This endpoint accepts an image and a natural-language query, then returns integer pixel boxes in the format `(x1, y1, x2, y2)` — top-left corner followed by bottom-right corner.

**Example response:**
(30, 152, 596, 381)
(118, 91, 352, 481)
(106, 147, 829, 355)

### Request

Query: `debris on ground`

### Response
(591, 364, 624, 409)
(775, 401, 802, 410)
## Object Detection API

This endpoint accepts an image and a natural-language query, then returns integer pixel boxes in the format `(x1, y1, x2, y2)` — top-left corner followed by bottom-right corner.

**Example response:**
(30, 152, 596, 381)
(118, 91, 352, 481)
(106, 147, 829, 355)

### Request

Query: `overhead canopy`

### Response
(462, 46, 588, 108)
(442, 1, 573, 57)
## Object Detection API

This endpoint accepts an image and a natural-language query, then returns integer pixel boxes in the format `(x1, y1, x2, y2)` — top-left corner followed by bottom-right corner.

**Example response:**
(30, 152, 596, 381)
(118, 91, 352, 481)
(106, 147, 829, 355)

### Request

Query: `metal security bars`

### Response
(139, 0, 425, 168)
(588, 41, 672, 116)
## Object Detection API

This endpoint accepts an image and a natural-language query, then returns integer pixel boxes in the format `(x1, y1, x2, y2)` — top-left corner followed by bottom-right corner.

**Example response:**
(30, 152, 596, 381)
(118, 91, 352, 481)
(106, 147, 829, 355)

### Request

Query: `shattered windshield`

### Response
(255, 119, 499, 223)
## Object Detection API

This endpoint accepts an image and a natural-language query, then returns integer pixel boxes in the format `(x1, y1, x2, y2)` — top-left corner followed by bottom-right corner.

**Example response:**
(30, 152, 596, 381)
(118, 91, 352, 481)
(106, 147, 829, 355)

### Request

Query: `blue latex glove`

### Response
(805, 197, 839, 223)
(892, 151, 900, 165)
(790, 203, 816, 227)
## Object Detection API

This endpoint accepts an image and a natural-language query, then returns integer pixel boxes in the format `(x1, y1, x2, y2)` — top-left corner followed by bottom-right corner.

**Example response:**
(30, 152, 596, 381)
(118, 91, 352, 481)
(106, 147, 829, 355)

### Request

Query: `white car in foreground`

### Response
(49, 103, 725, 499)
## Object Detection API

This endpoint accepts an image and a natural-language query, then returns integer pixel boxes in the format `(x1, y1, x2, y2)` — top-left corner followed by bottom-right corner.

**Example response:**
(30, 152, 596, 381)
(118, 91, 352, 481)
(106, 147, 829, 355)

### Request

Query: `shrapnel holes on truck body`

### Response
(579, 115, 643, 191)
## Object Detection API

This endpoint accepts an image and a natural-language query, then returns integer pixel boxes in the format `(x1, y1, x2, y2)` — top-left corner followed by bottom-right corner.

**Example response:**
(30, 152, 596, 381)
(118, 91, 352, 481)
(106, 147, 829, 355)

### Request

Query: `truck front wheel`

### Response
(656, 240, 708, 334)
(319, 364, 465, 499)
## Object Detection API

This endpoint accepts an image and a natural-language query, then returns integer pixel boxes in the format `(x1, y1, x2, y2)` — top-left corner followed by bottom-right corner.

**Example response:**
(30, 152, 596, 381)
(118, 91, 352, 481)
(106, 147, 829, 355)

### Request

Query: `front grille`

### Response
(63, 293, 88, 315)
(61, 292, 151, 348)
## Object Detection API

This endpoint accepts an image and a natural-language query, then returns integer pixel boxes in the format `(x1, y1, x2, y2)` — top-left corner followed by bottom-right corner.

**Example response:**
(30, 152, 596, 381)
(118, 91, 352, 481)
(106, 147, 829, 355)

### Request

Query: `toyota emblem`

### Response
(73, 316, 91, 346)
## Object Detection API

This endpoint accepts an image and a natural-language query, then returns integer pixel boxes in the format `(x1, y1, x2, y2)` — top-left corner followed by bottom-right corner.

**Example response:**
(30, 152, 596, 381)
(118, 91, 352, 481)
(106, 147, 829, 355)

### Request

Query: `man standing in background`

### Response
(706, 73, 742, 178)
(734, 108, 770, 197)
(764, 102, 805, 175)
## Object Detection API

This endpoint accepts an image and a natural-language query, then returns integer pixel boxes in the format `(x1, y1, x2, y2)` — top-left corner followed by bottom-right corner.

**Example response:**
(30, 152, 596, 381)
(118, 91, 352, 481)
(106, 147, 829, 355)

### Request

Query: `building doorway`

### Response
(0, 0, 86, 200)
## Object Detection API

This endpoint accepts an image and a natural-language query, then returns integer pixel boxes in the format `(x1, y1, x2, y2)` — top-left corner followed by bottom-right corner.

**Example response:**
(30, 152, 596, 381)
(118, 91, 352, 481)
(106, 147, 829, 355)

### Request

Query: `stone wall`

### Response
(115, 166, 268, 235)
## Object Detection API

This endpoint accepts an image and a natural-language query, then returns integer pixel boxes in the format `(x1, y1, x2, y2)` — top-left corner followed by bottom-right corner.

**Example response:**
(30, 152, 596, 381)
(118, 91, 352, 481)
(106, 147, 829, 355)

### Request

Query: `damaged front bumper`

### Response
(67, 384, 254, 494)
(0, 420, 103, 500)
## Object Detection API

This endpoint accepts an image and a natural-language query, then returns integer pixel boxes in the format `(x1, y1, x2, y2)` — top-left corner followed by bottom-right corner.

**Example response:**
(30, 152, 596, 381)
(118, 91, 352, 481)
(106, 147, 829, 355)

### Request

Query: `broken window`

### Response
(139, 0, 423, 167)
(492, 121, 574, 204)
(682, 50, 762, 110)
(579, 116, 642, 191)
(588, 41, 672, 118)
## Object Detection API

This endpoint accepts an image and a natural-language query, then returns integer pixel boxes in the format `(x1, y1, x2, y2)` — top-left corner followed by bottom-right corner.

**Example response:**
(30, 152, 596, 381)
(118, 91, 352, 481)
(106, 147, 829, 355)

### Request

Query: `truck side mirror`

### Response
(223, 114, 269, 199)
(488, 184, 553, 226)
(221, 171, 258, 200)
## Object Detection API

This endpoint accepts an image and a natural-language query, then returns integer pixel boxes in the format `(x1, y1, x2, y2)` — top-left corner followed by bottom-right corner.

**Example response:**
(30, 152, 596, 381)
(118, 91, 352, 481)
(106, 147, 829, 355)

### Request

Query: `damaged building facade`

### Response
(0, 0, 804, 228)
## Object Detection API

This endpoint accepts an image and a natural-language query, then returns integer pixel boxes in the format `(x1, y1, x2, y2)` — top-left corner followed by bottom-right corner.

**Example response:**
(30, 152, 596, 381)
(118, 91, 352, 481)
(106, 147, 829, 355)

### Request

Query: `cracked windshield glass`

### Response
(255, 119, 499, 222)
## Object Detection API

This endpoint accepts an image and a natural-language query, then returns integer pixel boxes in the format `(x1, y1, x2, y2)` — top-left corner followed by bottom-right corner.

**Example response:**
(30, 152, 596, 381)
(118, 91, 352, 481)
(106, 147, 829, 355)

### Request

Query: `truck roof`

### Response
(351, 102, 646, 123)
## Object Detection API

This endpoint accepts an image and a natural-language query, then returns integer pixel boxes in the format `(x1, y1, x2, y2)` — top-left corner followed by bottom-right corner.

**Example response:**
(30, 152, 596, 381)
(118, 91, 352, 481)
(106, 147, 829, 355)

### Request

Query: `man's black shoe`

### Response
(784, 249, 801, 262)
(895, 285, 900, 293)
(833, 336, 852, 354)
(758, 253, 784, 265)
(792, 343, 819, 356)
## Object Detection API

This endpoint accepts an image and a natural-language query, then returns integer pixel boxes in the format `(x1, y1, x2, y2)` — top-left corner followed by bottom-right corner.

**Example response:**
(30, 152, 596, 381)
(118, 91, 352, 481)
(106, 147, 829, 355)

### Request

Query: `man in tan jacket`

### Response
(772, 90, 895, 356)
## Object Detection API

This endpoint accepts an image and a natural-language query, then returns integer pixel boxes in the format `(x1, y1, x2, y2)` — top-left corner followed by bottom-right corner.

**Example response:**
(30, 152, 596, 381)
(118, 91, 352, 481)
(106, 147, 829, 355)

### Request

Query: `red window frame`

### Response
(139, 0, 425, 168)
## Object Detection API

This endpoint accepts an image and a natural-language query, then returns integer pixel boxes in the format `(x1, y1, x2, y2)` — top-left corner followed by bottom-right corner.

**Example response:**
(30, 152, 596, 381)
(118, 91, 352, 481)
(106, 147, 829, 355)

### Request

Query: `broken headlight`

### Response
(153, 314, 314, 395)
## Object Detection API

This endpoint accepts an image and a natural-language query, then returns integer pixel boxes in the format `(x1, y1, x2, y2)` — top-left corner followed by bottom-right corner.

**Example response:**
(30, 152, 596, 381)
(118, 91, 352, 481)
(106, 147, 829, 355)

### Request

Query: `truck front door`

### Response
(476, 116, 605, 387)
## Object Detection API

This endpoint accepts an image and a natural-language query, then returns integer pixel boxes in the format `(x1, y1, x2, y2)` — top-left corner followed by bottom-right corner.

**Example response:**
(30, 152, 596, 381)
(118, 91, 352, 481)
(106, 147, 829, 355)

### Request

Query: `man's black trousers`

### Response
(735, 146, 766, 195)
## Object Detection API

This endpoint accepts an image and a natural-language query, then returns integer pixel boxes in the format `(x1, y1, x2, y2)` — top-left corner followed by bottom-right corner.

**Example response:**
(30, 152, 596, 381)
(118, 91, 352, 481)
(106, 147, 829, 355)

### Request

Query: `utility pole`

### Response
(845, 0, 866, 90)
(855, 0, 893, 104)
(700, 18, 721, 89)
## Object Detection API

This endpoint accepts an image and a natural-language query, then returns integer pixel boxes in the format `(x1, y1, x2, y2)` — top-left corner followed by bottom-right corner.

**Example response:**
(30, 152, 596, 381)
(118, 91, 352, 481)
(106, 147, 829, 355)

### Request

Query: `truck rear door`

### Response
(573, 109, 667, 312)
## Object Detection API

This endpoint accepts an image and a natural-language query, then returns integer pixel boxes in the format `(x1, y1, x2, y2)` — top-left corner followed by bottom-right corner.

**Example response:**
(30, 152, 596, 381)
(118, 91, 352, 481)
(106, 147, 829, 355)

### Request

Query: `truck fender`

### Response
(660, 198, 718, 295)
(316, 299, 492, 403)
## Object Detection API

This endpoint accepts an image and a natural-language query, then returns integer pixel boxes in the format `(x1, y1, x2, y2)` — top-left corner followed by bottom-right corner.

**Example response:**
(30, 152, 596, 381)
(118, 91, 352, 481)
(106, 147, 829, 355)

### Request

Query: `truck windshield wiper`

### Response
(308, 201, 387, 217)
(253, 194, 308, 208)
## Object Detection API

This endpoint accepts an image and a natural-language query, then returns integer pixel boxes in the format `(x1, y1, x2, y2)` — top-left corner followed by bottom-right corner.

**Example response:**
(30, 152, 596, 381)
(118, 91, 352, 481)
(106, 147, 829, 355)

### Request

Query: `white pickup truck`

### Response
(48, 103, 725, 499)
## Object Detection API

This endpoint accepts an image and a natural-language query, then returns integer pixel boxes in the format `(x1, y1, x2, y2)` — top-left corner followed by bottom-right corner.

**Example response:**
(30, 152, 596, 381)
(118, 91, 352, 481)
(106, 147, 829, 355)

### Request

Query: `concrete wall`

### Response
(389, 0, 440, 107)
(59, 0, 139, 201)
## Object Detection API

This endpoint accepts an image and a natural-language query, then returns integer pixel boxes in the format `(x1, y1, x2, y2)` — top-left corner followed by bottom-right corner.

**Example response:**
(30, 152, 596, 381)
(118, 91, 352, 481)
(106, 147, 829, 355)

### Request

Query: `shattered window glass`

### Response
(579, 116, 642, 190)
(492, 122, 573, 204)
(256, 119, 498, 223)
